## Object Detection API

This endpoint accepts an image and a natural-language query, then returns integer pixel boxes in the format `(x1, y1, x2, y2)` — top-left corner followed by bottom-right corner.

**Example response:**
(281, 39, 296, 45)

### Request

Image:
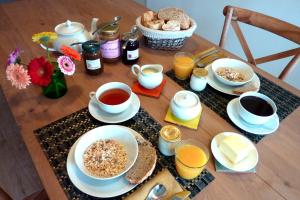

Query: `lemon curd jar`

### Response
(175, 139, 209, 179)
(99, 24, 120, 63)
(158, 125, 181, 156)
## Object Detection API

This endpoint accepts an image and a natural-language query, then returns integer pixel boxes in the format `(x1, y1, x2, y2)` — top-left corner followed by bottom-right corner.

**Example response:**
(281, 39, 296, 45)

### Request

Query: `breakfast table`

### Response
(0, 0, 300, 200)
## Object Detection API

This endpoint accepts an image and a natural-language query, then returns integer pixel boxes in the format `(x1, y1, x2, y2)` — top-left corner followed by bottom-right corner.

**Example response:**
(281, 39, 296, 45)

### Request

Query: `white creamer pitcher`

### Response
(131, 64, 163, 89)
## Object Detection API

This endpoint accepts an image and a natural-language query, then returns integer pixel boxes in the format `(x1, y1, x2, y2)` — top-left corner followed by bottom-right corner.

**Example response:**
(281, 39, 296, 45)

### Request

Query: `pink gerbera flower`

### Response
(6, 63, 31, 89)
(57, 56, 75, 75)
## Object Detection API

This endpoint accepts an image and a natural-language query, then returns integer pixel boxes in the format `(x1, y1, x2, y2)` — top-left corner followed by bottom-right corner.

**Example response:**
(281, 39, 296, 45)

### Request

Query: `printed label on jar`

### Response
(127, 49, 139, 60)
(86, 59, 101, 70)
(100, 39, 120, 59)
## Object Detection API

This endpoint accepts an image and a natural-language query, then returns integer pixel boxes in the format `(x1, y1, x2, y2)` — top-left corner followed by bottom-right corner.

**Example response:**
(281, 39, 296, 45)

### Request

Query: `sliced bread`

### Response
(145, 19, 165, 30)
(158, 7, 191, 30)
(125, 140, 157, 184)
(162, 20, 181, 31)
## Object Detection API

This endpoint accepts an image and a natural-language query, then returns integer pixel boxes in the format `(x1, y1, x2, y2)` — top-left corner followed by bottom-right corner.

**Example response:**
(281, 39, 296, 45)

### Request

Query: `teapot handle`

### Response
(131, 64, 141, 77)
(40, 44, 56, 52)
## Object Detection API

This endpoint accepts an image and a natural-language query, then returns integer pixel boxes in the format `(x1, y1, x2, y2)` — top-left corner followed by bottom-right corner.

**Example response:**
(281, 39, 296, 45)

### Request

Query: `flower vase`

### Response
(42, 68, 67, 99)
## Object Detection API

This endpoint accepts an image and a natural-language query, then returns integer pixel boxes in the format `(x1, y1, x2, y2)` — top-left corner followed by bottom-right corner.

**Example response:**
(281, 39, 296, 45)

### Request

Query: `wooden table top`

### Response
(0, 0, 299, 199)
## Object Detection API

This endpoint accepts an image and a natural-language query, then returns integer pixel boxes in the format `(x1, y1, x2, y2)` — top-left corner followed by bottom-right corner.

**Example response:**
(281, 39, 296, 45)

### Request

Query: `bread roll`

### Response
(142, 11, 155, 26)
(162, 20, 181, 31)
(145, 19, 165, 30)
(158, 7, 191, 30)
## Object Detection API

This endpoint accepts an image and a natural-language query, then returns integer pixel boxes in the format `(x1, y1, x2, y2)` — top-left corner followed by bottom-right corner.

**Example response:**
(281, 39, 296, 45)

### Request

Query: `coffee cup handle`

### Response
(89, 91, 96, 100)
(131, 64, 141, 77)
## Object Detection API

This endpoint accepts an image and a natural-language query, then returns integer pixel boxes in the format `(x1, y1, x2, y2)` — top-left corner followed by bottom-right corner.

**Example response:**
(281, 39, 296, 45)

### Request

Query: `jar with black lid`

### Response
(99, 24, 120, 63)
(82, 40, 103, 75)
(121, 32, 139, 65)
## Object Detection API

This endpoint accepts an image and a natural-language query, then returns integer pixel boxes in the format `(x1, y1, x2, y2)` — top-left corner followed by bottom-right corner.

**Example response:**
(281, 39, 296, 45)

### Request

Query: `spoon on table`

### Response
(145, 183, 167, 200)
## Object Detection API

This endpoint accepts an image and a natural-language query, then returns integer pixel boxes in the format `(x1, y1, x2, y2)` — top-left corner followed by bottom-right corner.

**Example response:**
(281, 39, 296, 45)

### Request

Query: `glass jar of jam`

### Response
(99, 24, 120, 63)
(121, 32, 139, 65)
(82, 40, 103, 75)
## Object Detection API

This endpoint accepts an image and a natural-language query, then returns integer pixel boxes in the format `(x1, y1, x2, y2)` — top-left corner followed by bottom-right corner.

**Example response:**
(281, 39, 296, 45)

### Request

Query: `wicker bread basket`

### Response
(136, 16, 197, 50)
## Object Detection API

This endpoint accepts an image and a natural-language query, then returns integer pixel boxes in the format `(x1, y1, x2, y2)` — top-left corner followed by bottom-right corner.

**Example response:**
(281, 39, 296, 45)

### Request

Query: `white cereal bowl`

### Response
(211, 58, 254, 86)
(170, 90, 201, 121)
(74, 125, 139, 180)
(89, 82, 132, 114)
(237, 92, 277, 125)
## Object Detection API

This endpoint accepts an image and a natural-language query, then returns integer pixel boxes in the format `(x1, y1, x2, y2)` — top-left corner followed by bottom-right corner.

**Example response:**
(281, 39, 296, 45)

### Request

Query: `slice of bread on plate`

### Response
(125, 139, 157, 184)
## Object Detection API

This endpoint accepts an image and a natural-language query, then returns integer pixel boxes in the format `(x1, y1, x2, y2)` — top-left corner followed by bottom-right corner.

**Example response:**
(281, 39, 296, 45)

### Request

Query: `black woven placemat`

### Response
(166, 70, 300, 143)
(34, 107, 214, 199)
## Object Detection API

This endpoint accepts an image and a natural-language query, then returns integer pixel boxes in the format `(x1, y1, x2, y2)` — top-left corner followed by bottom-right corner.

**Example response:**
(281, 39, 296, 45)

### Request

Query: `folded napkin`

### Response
(193, 47, 227, 67)
(131, 79, 166, 98)
(164, 106, 203, 130)
(124, 168, 183, 200)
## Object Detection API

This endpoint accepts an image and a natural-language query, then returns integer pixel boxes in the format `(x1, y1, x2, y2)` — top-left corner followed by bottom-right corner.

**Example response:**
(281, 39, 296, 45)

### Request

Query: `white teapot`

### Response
(41, 18, 99, 52)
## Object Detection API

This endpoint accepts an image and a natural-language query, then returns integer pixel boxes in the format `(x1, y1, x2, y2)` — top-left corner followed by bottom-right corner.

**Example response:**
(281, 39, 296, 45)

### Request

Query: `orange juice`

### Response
(175, 142, 208, 179)
(173, 52, 195, 80)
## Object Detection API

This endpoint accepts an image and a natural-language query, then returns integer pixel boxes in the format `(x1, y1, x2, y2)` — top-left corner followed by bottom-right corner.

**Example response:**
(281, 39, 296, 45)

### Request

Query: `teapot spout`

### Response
(90, 18, 99, 40)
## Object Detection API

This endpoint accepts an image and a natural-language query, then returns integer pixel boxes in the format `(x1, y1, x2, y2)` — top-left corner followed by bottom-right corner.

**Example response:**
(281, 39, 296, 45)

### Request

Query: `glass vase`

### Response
(42, 68, 67, 99)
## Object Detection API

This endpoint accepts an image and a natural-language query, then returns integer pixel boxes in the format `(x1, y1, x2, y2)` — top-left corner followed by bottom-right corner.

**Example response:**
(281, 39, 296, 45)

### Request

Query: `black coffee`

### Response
(240, 96, 274, 116)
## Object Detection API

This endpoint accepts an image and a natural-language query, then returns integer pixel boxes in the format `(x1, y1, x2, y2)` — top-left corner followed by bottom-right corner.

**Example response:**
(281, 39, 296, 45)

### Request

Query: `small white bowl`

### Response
(170, 90, 201, 121)
(74, 125, 139, 180)
(89, 82, 132, 114)
(212, 58, 254, 86)
(237, 92, 277, 125)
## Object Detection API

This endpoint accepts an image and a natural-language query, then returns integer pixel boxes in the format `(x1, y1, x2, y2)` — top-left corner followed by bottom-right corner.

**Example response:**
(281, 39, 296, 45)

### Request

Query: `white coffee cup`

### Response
(89, 82, 132, 114)
(131, 64, 163, 89)
(238, 91, 277, 125)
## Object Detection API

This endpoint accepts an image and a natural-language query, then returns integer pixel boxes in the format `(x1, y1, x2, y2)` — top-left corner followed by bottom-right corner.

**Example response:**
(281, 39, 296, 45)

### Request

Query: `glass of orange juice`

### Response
(175, 139, 209, 180)
(173, 52, 195, 80)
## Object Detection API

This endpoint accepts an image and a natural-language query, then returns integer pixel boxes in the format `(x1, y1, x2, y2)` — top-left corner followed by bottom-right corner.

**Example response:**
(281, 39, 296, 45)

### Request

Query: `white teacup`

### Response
(131, 64, 163, 89)
(237, 91, 277, 125)
(89, 82, 132, 114)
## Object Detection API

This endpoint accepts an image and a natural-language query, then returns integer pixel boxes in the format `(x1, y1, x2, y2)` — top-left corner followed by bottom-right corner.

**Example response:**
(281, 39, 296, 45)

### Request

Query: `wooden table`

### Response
(0, 0, 299, 199)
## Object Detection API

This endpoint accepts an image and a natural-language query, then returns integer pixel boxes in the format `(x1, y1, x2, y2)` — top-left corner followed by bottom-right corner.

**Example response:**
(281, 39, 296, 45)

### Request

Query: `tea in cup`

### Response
(173, 52, 195, 80)
(131, 64, 163, 89)
(89, 82, 132, 114)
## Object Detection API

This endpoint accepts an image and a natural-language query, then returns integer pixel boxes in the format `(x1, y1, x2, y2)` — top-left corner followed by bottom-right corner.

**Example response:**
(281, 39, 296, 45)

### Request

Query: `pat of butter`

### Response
(219, 135, 252, 164)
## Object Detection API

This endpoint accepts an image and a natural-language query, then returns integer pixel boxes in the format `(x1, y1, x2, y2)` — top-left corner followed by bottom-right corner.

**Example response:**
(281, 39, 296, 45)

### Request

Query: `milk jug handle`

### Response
(131, 64, 141, 76)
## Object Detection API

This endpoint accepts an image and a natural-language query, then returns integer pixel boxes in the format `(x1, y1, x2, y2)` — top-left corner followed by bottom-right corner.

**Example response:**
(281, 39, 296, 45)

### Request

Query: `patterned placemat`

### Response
(166, 70, 300, 143)
(34, 107, 214, 199)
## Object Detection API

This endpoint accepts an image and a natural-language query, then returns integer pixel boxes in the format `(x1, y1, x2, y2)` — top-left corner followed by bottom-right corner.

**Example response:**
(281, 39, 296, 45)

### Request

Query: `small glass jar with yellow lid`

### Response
(99, 23, 120, 63)
(190, 68, 208, 92)
(158, 125, 182, 156)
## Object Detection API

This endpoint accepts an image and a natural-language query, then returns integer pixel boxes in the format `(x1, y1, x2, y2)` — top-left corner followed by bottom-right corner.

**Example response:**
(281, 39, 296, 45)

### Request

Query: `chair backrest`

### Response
(219, 5, 300, 80)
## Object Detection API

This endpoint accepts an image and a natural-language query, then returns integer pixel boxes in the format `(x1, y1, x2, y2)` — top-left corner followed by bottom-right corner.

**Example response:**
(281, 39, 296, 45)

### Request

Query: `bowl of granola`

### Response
(211, 58, 254, 86)
(74, 125, 138, 180)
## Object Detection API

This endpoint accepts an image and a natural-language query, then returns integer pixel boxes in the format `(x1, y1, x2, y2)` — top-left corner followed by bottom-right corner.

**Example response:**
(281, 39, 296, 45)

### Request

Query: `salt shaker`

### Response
(190, 68, 208, 92)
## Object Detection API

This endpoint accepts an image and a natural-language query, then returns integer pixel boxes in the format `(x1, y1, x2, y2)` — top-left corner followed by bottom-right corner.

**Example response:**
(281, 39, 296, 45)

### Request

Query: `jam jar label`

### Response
(86, 59, 101, 70)
(100, 39, 120, 59)
(127, 49, 139, 60)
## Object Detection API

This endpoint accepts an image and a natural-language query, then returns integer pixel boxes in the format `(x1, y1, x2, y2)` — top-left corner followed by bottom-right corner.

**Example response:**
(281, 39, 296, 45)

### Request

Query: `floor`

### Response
(0, 87, 43, 200)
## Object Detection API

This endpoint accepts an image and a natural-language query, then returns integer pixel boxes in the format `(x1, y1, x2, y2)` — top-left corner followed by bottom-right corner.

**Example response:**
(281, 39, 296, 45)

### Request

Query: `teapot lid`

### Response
(173, 90, 199, 108)
(55, 20, 84, 35)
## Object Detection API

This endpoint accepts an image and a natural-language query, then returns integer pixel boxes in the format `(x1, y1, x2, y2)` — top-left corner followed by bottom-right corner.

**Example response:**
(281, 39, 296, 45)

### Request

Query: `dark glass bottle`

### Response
(121, 33, 139, 65)
(82, 40, 103, 75)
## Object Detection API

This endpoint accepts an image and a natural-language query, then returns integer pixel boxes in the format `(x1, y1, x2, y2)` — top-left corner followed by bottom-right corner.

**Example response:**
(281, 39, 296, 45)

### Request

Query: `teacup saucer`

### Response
(88, 93, 140, 123)
(227, 98, 279, 135)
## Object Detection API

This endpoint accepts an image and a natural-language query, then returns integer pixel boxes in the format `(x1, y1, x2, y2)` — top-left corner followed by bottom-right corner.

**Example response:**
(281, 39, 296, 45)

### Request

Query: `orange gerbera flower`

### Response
(60, 45, 81, 61)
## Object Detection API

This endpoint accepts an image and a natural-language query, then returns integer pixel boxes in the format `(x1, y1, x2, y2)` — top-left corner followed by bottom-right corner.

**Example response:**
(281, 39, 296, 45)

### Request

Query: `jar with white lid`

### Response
(170, 90, 201, 121)
(190, 68, 208, 92)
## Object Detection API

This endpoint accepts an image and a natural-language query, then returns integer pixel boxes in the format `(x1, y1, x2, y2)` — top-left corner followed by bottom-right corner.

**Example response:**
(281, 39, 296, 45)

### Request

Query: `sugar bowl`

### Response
(170, 90, 201, 121)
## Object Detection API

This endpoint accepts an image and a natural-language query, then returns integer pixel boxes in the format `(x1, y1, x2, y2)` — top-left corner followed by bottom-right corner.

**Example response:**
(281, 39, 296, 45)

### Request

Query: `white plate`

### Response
(88, 93, 140, 123)
(67, 126, 142, 198)
(206, 64, 260, 96)
(227, 98, 279, 135)
(211, 132, 259, 172)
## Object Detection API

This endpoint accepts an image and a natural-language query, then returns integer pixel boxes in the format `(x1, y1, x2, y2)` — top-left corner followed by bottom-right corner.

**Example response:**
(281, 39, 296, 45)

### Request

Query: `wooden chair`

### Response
(219, 5, 300, 80)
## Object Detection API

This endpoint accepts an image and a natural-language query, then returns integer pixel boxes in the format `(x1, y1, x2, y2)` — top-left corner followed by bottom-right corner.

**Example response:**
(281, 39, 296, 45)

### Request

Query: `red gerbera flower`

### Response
(28, 57, 54, 86)
(60, 45, 81, 61)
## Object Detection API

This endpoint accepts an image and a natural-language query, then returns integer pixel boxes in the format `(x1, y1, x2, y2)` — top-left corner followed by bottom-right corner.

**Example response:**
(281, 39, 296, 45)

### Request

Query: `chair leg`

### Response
(279, 52, 300, 80)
